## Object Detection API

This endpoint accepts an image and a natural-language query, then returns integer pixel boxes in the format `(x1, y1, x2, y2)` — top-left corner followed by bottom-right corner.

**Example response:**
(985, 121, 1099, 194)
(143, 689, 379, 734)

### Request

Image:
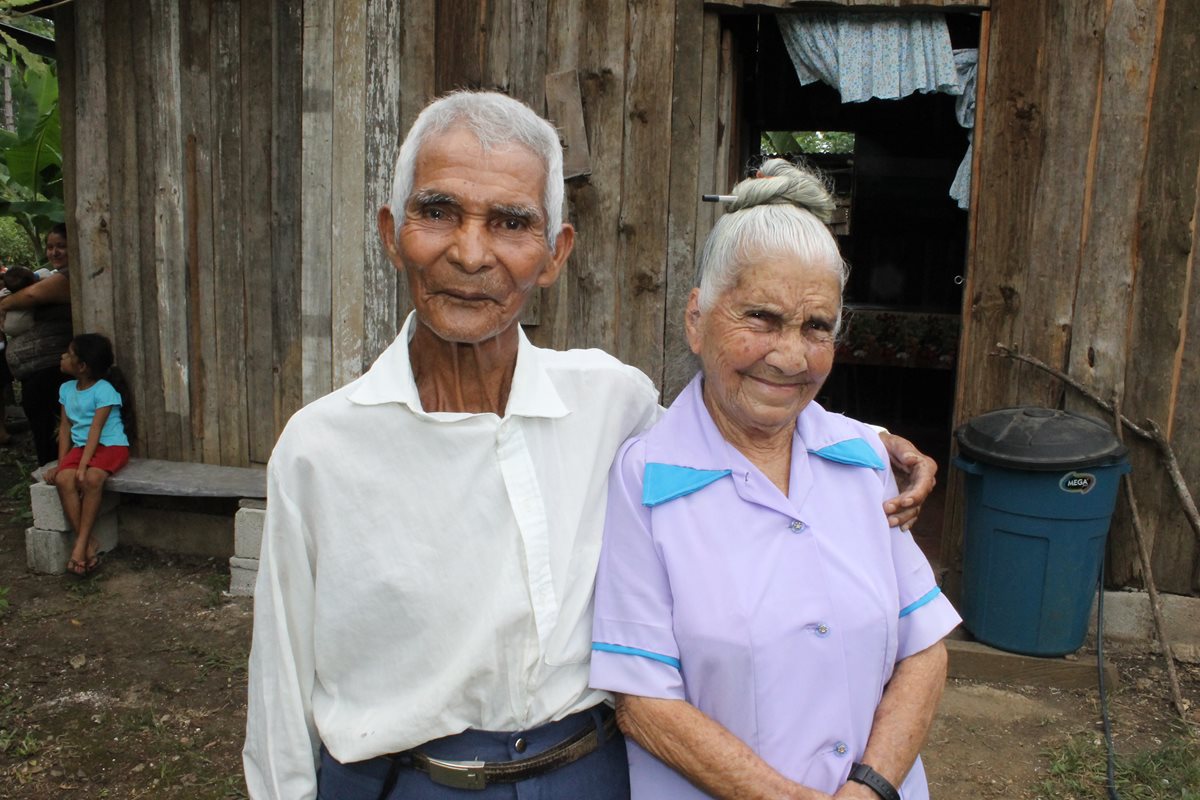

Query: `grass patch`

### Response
(0, 727, 42, 758)
(179, 644, 248, 678)
(64, 574, 103, 598)
(201, 573, 228, 608)
(1040, 731, 1200, 799)
(0, 449, 34, 525)
(110, 709, 248, 798)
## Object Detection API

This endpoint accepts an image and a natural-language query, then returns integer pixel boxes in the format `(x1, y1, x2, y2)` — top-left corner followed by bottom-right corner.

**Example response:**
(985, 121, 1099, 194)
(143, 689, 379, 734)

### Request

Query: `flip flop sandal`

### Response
(66, 558, 89, 577)
(84, 554, 102, 575)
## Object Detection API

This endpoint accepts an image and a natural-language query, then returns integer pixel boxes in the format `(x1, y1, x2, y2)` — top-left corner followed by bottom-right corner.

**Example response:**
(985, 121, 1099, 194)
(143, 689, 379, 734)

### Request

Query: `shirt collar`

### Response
(641, 373, 884, 506)
(648, 374, 883, 467)
(347, 312, 569, 420)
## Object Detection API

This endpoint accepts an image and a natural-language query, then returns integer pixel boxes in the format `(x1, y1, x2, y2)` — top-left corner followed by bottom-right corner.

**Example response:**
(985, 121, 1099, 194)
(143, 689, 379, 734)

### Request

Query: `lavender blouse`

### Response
(589, 375, 961, 799)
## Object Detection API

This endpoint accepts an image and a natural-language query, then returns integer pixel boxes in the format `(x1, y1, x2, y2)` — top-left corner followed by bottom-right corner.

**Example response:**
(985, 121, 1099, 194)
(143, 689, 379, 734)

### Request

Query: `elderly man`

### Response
(243, 91, 935, 800)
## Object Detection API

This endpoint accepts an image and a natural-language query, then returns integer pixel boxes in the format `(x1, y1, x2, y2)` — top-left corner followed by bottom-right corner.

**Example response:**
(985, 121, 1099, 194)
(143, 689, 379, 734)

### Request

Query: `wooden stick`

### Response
(1144, 419, 1200, 548)
(992, 344, 1151, 440)
(1112, 395, 1189, 722)
(992, 344, 1200, 548)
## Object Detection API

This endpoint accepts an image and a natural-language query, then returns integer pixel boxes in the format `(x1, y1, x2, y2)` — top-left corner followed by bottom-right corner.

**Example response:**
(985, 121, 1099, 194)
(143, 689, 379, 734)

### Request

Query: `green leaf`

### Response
(6, 57, 58, 138)
(0, 15, 60, 249)
(0, 198, 63, 219)
(0, 30, 48, 79)
(0, 105, 60, 198)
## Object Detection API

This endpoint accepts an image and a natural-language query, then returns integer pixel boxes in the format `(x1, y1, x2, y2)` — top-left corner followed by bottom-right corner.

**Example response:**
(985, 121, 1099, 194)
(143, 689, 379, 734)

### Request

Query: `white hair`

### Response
(389, 91, 565, 252)
(695, 158, 849, 332)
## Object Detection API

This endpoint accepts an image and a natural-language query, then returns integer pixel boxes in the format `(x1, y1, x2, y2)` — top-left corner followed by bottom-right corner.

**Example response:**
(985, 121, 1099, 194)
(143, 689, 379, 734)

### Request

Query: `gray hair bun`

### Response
(727, 158, 836, 223)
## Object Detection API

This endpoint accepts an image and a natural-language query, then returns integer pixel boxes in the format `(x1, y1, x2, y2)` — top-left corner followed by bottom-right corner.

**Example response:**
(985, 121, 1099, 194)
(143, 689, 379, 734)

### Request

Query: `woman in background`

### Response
(2, 223, 73, 465)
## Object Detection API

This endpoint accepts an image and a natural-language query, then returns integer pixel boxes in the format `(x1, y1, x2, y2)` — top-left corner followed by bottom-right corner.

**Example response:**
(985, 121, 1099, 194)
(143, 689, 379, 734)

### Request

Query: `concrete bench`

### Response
(27, 458, 266, 596)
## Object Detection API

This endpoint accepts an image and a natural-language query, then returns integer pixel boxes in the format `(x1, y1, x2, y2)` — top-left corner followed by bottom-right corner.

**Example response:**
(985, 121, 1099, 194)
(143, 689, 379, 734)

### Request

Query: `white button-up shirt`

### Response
(243, 314, 661, 800)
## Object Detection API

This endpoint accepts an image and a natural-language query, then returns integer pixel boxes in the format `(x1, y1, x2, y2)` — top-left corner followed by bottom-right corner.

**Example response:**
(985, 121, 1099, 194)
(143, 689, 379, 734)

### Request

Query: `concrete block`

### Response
(29, 481, 119, 532)
(1088, 590, 1200, 650)
(25, 513, 119, 575)
(234, 507, 266, 558)
(239, 498, 266, 511)
(229, 556, 259, 597)
(26, 527, 71, 574)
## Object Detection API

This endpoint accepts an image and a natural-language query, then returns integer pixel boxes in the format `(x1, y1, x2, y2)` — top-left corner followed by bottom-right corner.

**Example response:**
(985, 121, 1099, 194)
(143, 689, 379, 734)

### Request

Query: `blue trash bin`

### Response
(953, 407, 1130, 656)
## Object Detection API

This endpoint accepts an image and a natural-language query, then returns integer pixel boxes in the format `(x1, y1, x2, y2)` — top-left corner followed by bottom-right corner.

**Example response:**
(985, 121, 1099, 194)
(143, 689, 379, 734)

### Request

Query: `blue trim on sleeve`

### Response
(899, 586, 942, 618)
(642, 463, 732, 507)
(592, 642, 682, 670)
(808, 438, 886, 470)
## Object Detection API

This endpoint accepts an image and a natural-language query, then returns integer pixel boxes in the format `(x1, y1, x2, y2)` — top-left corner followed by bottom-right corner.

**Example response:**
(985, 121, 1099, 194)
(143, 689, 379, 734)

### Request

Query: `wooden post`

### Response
(269, 0, 304, 450)
(616, 0, 674, 383)
(1121, 0, 1200, 592)
(332, 0, 367, 388)
(181, 0, 220, 464)
(149, 0, 190, 459)
(71, 0, 116, 340)
(103, 0, 152, 455)
(565, 0, 625, 354)
(213, 0, 251, 465)
(663, 0, 706, 401)
(300, 0, 335, 405)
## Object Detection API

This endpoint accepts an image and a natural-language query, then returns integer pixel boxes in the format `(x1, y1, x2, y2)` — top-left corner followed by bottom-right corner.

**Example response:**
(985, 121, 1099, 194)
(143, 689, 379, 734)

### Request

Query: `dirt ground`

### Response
(0, 441, 1197, 799)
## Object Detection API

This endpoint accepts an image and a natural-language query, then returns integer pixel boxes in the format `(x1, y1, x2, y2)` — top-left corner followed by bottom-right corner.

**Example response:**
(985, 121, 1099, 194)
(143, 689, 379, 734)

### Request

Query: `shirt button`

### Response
(789, 520, 806, 532)
(816, 623, 831, 637)
(834, 741, 848, 756)
(514, 737, 527, 753)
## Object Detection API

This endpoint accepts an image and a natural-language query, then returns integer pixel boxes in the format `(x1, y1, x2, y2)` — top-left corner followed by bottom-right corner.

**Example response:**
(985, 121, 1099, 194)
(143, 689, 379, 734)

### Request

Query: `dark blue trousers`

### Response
(317, 706, 630, 800)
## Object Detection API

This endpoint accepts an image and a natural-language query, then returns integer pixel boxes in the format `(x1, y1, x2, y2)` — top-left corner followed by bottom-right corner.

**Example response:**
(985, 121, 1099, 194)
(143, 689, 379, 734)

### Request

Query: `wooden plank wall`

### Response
(59, 0, 1200, 592)
(424, 0, 729, 386)
(335, 0, 737, 383)
(59, 0, 735, 466)
(59, 0, 301, 466)
(950, 0, 1200, 594)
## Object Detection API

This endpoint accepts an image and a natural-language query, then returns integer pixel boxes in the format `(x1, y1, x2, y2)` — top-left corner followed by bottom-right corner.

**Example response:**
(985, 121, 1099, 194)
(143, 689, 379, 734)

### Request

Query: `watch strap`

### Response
(848, 762, 901, 800)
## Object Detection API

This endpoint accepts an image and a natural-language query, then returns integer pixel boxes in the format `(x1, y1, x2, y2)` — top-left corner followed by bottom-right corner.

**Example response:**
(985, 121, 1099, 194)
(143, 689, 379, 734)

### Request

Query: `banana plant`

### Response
(0, 6, 61, 264)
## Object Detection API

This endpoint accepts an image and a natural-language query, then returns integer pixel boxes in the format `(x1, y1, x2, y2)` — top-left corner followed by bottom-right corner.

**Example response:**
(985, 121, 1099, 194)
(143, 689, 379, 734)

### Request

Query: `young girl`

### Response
(42, 334, 134, 576)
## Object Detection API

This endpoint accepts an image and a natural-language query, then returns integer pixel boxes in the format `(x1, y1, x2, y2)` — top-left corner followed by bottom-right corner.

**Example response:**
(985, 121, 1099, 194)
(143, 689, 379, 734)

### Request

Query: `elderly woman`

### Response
(589, 160, 960, 800)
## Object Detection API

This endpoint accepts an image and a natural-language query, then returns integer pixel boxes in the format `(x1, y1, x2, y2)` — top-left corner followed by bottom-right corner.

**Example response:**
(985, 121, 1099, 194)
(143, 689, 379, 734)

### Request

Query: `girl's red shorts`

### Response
(59, 445, 130, 475)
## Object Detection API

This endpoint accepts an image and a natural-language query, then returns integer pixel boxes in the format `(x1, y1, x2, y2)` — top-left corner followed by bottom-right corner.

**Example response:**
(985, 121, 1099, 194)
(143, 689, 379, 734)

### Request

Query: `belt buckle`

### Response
(425, 756, 488, 790)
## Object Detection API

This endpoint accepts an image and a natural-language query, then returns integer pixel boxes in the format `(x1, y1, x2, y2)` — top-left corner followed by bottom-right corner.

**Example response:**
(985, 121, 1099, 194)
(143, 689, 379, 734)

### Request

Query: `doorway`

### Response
(738, 12, 982, 563)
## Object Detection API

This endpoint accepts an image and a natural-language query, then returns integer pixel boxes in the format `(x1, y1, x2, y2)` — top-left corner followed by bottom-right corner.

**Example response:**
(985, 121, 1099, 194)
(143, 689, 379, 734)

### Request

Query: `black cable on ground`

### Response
(1096, 563, 1121, 800)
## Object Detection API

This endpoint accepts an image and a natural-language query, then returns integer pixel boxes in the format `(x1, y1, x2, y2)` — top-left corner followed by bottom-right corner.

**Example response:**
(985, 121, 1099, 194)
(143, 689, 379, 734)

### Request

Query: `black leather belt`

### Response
(377, 706, 618, 795)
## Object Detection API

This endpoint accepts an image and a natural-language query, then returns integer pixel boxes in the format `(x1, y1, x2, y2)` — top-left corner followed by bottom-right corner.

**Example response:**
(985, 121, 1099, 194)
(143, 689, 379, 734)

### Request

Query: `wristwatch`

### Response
(847, 762, 901, 800)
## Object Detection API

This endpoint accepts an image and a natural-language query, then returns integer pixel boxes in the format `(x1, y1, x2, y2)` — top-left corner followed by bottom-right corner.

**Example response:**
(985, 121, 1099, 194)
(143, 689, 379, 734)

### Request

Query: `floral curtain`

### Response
(777, 13, 977, 208)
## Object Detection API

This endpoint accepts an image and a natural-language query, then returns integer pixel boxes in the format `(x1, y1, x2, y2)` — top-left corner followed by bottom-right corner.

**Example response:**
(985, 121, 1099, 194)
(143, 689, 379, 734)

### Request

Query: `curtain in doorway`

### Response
(778, 13, 959, 103)
(777, 13, 977, 208)
(949, 48, 978, 209)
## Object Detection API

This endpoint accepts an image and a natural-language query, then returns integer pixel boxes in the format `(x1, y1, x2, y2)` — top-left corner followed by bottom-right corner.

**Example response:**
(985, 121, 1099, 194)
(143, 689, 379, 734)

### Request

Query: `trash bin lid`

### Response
(955, 407, 1128, 470)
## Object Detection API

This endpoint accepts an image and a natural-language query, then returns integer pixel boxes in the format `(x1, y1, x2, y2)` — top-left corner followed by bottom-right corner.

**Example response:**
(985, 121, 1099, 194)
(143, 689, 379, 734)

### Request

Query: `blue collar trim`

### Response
(642, 462, 732, 507)
(808, 438, 886, 470)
